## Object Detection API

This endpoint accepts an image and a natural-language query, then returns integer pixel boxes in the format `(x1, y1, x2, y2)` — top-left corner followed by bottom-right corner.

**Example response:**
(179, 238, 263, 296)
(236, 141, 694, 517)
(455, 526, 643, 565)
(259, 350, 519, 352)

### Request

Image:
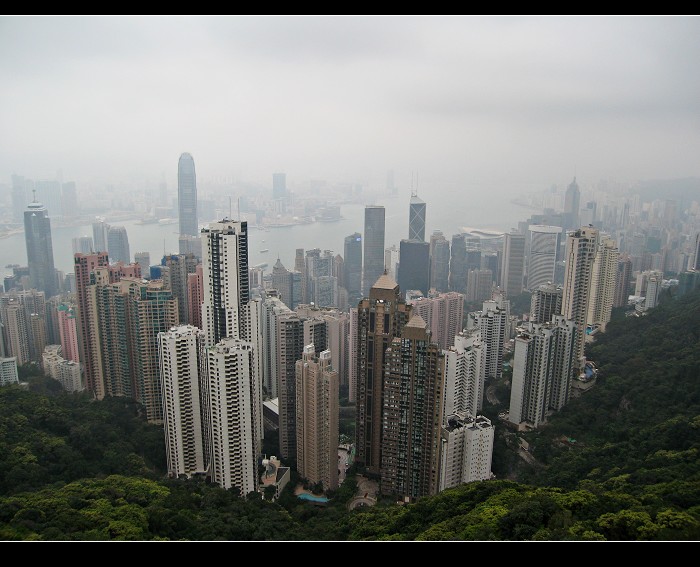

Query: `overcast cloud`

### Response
(1, 16, 699, 193)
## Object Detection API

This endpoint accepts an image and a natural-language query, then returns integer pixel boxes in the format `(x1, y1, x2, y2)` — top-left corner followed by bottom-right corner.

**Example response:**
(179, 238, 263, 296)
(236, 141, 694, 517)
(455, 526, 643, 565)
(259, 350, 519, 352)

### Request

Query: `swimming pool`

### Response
(297, 492, 329, 503)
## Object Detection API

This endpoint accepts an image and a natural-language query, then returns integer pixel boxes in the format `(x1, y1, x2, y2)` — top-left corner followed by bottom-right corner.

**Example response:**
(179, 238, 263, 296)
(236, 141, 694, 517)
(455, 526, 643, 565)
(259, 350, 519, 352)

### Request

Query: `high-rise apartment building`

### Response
(439, 412, 494, 490)
(356, 272, 411, 476)
(443, 330, 486, 419)
(564, 177, 581, 230)
(613, 255, 633, 308)
(408, 290, 464, 351)
(363, 206, 386, 295)
(178, 153, 198, 237)
(466, 269, 493, 304)
(508, 316, 576, 428)
(562, 226, 599, 369)
(530, 282, 563, 324)
(57, 303, 80, 363)
(587, 237, 619, 332)
(24, 196, 57, 299)
(158, 325, 207, 480)
(467, 294, 510, 381)
(295, 345, 339, 491)
(186, 264, 204, 329)
(380, 314, 444, 499)
(161, 253, 199, 325)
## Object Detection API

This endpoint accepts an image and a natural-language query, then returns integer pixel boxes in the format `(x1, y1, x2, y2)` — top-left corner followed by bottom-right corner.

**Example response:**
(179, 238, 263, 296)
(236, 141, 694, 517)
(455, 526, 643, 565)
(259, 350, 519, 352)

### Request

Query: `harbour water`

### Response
(1, 188, 538, 280)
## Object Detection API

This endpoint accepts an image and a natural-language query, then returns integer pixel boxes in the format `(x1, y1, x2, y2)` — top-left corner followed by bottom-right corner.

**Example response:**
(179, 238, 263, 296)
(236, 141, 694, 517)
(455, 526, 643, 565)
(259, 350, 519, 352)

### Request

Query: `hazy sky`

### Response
(1, 16, 699, 193)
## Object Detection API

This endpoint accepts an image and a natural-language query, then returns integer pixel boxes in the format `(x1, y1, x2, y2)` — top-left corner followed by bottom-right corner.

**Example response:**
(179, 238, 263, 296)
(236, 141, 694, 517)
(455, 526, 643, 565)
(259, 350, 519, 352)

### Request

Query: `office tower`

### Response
(449, 233, 467, 294)
(295, 248, 305, 274)
(439, 413, 494, 490)
(295, 345, 339, 491)
(530, 282, 563, 324)
(162, 253, 198, 325)
(408, 290, 464, 351)
(204, 337, 258, 494)
(313, 275, 338, 308)
(178, 153, 198, 237)
(62, 181, 78, 219)
(24, 196, 57, 299)
(158, 325, 207, 480)
(380, 314, 444, 499)
(579, 201, 597, 227)
(384, 245, 399, 281)
(443, 330, 486, 419)
(468, 294, 509, 380)
(408, 192, 426, 242)
(134, 252, 150, 271)
(273, 172, 287, 200)
(363, 206, 386, 295)
(343, 233, 363, 305)
(429, 231, 450, 292)
(587, 237, 619, 332)
(0, 357, 19, 386)
(0, 297, 30, 365)
(483, 252, 500, 284)
(57, 304, 80, 363)
(508, 316, 576, 428)
(92, 218, 110, 253)
(500, 231, 525, 298)
(614, 255, 633, 308)
(201, 220, 250, 346)
(526, 225, 562, 291)
(398, 239, 430, 297)
(74, 252, 141, 397)
(562, 226, 599, 370)
(356, 272, 411, 476)
(186, 264, 204, 329)
(107, 226, 131, 264)
(466, 269, 493, 304)
(564, 177, 581, 230)
(72, 236, 94, 255)
(465, 246, 482, 273)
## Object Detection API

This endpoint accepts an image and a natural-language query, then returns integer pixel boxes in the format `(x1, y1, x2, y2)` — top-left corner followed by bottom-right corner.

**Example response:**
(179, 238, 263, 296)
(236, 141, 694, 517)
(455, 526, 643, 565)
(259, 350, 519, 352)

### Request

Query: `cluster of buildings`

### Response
(2, 158, 700, 504)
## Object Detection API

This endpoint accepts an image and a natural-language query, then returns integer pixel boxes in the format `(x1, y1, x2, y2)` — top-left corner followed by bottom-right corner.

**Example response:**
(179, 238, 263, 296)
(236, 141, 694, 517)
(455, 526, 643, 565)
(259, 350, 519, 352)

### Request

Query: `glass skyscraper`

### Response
(362, 206, 385, 295)
(24, 196, 57, 299)
(178, 153, 198, 237)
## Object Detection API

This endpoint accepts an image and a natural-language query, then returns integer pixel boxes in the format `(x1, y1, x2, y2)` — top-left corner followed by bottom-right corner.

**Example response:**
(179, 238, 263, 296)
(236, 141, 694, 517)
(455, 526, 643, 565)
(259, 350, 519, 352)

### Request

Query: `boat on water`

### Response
(260, 248, 269, 253)
(158, 218, 178, 225)
(136, 217, 159, 225)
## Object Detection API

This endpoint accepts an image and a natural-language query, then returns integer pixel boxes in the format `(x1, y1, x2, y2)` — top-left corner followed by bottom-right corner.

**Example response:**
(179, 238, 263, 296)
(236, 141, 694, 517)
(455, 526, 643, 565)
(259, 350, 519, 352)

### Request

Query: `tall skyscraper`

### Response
(295, 345, 339, 491)
(500, 231, 525, 298)
(107, 226, 131, 264)
(466, 269, 493, 304)
(439, 413, 494, 490)
(201, 220, 250, 346)
(449, 233, 467, 294)
(178, 153, 198, 237)
(384, 245, 399, 281)
(92, 218, 110, 253)
(587, 237, 619, 332)
(363, 206, 386, 295)
(57, 303, 80, 363)
(356, 272, 411, 476)
(526, 225, 562, 291)
(272, 172, 287, 200)
(158, 325, 207, 480)
(343, 233, 362, 304)
(443, 330, 486, 419)
(408, 192, 426, 242)
(272, 258, 293, 308)
(24, 195, 57, 299)
(380, 314, 444, 499)
(398, 239, 430, 296)
(204, 337, 258, 494)
(530, 282, 563, 324)
(429, 231, 450, 293)
(564, 177, 581, 230)
(562, 226, 599, 370)
(134, 252, 151, 271)
(508, 316, 576, 428)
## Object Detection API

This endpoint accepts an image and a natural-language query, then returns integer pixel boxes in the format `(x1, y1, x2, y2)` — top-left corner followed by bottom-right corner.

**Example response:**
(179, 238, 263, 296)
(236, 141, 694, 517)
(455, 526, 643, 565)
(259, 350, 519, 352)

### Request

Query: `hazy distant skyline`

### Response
(1, 16, 699, 195)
